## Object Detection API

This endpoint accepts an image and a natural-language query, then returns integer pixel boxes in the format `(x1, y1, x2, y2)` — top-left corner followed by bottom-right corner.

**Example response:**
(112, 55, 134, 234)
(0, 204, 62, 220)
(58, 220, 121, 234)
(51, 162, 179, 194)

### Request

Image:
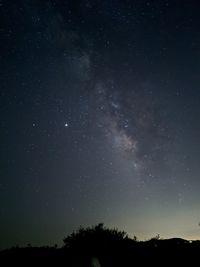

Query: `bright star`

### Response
(65, 123, 69, 127)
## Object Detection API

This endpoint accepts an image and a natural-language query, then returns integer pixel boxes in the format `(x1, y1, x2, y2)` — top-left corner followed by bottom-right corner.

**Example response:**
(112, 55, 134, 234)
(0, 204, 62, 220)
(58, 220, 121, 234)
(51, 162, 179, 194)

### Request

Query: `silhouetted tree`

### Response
(63, 223, 129, 265)
(63, 223, 128, 249)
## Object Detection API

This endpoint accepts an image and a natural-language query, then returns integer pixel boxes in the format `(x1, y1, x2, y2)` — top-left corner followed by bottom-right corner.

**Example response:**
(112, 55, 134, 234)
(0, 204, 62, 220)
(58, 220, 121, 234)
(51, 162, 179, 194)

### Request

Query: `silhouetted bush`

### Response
(62, 223, 129, 266)
(63, 223, 128, 249)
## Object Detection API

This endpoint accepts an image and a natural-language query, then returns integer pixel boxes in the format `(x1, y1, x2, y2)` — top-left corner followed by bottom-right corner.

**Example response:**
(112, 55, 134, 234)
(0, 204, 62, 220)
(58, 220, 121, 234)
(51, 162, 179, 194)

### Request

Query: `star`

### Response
(65, 123, 69, 127)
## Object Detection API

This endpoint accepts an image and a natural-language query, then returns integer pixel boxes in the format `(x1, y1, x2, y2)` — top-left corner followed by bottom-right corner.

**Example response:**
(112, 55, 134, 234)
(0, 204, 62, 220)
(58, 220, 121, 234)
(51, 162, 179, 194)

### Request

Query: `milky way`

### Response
(1, 0, 200, 249)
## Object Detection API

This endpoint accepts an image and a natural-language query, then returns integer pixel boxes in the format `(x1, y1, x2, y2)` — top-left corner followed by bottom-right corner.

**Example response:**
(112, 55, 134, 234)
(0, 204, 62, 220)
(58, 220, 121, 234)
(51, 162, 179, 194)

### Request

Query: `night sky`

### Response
(1, 0, 200, 249)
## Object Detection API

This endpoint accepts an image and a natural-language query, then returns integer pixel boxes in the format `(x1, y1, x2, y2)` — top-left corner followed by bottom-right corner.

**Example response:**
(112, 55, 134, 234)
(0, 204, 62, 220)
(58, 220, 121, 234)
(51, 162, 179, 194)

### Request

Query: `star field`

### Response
(1, 0, 200, 249)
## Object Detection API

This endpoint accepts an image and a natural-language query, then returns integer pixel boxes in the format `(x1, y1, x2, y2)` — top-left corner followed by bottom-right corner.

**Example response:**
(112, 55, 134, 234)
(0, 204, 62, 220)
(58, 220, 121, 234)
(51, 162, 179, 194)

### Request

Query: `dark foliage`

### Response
(1, 224, 200, 266)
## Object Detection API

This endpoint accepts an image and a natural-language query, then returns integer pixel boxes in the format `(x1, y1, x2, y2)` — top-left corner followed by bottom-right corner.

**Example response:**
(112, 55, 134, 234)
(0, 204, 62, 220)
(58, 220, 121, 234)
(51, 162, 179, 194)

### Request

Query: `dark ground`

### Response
(1, 238, 200, 266)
